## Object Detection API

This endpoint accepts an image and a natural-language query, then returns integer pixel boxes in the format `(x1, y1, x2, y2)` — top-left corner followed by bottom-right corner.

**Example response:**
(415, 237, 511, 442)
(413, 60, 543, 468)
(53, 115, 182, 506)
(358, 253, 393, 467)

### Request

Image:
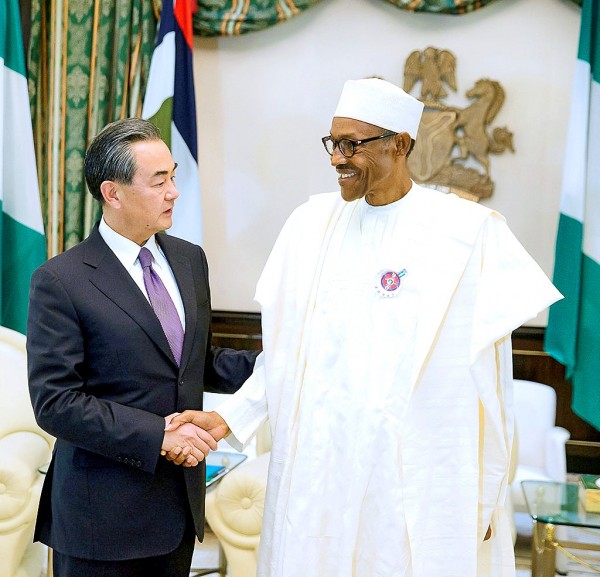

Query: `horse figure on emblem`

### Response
(454, 79, 515, 177)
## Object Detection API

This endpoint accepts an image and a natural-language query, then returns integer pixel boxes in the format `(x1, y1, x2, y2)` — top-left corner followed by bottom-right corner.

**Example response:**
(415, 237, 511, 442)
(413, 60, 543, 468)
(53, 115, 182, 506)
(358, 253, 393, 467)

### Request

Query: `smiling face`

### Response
(100, 139, 179, 245)
(328, 117, 412, 206)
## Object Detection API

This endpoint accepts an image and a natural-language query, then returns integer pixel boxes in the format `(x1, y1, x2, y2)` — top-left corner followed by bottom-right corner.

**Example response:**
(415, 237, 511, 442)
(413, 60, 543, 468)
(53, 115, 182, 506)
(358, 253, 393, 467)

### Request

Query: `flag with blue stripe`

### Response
(143, 0, 202, 245)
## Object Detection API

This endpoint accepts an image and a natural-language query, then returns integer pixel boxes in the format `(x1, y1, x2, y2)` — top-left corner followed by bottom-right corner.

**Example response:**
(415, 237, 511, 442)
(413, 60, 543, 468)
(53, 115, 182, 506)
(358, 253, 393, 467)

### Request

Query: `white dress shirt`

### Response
(99, 218, 185, 328)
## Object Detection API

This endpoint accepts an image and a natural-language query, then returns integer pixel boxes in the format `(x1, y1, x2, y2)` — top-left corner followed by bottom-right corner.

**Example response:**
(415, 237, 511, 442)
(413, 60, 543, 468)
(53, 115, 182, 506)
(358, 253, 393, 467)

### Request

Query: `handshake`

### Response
(160, 410, 230, 467)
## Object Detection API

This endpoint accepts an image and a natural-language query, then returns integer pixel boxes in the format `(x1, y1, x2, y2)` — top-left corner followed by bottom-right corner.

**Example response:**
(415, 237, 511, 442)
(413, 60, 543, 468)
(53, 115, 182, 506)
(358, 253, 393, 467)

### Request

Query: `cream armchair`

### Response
(510, 379, 570, 511)
(0, 326, 54, 577)
(204, 423, 271, 577)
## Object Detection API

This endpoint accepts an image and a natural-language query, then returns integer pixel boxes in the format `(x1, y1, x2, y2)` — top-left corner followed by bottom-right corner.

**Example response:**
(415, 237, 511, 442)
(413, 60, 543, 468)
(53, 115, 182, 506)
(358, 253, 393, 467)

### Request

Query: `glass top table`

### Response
(522, 480, 600, 529)
(205, 450, 247, 488)
(521, 480, 600, 577)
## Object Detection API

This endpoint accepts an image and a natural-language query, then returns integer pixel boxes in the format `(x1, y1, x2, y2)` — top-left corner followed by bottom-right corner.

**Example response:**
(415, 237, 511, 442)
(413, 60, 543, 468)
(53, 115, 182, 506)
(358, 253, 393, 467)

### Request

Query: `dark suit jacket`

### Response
(27, 224, 258, 561)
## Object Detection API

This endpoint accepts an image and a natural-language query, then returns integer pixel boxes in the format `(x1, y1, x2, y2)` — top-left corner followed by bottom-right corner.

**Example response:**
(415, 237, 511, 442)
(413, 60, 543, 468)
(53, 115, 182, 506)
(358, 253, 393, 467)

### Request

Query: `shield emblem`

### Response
(408, 109, 457, 182)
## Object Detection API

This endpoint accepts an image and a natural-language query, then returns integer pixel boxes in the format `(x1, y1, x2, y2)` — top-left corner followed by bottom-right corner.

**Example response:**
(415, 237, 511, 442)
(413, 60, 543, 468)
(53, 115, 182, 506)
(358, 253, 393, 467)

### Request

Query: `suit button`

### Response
(179, 380, 184, 386)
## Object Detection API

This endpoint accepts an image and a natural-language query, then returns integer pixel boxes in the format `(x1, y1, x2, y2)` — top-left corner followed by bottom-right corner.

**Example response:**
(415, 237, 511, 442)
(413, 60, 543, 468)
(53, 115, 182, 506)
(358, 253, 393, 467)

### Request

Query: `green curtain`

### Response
(193, 0, 582, 37)
(28, 0, 158, 255)
(193, 0, 319, 37)
(384, 0, 499, 13)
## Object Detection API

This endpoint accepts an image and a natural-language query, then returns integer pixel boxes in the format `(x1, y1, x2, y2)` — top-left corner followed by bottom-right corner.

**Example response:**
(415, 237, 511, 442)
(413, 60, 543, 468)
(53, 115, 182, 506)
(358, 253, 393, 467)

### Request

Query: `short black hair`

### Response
(84, 118, 162, 202)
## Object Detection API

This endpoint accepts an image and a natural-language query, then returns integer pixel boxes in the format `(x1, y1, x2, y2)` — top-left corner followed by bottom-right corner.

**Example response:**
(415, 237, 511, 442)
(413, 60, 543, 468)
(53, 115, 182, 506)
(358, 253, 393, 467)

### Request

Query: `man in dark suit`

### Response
(27, 118, 258, 577)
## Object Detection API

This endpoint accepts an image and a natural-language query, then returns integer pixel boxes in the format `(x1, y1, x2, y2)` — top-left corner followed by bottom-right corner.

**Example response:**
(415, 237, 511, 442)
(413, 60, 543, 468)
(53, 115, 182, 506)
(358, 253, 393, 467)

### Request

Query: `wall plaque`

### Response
(403, 47, 514, 201)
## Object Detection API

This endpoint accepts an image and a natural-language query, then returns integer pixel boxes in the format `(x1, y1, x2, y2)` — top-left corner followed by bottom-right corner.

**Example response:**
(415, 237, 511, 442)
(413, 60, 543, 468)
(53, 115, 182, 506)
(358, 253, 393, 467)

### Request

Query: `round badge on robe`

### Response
(375, 268, 407, 298)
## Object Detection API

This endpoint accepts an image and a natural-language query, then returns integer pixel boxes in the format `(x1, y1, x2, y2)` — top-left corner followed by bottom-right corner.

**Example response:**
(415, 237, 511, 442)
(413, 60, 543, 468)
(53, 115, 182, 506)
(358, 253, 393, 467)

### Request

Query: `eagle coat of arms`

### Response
(404, 47, 514, 201)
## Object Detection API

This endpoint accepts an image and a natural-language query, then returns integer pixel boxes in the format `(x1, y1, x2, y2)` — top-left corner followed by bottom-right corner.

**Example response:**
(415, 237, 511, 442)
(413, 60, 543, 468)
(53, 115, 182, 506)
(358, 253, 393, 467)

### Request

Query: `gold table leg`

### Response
(531, 521, 557, 577)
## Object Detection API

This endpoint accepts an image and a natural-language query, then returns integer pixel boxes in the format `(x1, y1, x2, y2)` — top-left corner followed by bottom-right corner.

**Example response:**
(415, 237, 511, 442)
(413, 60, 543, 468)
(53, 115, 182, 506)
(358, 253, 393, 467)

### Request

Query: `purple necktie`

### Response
(138, 247, 184, 365)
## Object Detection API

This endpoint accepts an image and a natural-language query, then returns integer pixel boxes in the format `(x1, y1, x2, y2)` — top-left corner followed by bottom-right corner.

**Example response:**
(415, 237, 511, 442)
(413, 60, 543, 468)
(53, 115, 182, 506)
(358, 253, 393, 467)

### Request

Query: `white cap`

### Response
(333, 78, 424, 139)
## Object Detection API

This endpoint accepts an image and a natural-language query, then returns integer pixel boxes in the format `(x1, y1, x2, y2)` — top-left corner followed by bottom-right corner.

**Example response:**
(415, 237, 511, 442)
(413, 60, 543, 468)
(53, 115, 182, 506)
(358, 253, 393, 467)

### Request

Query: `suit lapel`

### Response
(84, 226, 176, 365)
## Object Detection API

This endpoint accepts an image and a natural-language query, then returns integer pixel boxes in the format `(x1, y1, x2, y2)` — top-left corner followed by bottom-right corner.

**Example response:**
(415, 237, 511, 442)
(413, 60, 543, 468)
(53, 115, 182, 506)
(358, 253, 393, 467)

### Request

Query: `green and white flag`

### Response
(545, 0, 600, 431)
(1, 0, 46, 334)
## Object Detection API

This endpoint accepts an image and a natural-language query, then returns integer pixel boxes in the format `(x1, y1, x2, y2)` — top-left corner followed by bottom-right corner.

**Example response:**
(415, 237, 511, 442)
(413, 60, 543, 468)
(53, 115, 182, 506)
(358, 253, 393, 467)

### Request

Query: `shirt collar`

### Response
(99, 217, 160, 272)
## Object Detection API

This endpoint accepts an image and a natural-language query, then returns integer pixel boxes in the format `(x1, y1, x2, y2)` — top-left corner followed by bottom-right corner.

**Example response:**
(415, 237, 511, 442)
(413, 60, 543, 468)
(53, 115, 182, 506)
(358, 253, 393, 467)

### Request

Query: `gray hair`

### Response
(84, 118, 162, 202)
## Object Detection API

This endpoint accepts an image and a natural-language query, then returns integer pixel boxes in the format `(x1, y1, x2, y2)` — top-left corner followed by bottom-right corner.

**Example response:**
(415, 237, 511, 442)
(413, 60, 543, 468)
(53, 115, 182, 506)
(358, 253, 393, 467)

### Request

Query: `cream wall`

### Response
(192, 0, 580, 325)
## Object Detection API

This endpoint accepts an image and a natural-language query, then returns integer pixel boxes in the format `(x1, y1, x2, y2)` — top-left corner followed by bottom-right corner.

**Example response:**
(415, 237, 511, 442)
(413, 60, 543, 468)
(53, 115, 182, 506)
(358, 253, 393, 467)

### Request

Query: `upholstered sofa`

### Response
(0, 326, 54, 577)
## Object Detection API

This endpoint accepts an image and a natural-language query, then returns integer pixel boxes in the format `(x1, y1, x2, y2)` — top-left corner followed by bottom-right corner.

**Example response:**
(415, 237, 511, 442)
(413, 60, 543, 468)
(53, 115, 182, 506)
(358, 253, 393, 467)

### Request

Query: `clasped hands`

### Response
(161, 410, 230, 467)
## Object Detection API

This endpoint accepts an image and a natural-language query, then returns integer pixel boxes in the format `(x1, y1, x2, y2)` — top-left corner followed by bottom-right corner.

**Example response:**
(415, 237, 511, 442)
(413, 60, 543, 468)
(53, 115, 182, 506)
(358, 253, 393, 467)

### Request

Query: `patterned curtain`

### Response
(384, 0, 499, 13)
(193, 0, 582, 37)
(193, 0, 319, 36)
(28, 0, 158, 256)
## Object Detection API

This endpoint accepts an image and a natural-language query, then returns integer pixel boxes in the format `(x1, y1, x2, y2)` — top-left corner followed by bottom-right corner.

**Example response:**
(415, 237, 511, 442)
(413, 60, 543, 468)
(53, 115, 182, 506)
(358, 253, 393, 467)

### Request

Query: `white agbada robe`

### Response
(218, 183, 562, 577)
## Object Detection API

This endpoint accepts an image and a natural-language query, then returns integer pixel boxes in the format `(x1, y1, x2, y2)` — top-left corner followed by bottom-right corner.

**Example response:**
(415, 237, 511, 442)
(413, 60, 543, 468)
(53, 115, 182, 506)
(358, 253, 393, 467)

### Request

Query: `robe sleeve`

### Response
(216, 353, 269, 451)
(473, 337, 514, 544)
(471, 214, 562, 359)
(471, 215, 562, 542)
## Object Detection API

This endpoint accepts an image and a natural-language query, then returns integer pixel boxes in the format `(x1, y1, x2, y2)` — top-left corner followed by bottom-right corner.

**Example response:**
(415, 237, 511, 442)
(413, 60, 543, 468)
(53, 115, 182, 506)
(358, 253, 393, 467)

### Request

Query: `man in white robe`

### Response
(168, 78, 562, 577)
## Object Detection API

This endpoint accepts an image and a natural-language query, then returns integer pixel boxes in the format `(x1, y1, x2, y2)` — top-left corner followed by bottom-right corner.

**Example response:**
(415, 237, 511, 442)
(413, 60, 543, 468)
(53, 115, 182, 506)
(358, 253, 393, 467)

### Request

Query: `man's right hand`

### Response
(162, 411, 230, 465)
(161, 421, 218, 467)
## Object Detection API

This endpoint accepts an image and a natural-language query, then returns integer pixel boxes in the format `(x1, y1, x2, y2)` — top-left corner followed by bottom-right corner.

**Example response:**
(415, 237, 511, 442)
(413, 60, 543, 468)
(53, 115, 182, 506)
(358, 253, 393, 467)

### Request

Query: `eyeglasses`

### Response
(321, 132, 396, 158)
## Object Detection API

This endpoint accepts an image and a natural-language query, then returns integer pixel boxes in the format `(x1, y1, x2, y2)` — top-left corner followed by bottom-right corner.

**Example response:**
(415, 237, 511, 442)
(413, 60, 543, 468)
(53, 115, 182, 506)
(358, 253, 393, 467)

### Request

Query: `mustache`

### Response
(336, 164, 357, 171)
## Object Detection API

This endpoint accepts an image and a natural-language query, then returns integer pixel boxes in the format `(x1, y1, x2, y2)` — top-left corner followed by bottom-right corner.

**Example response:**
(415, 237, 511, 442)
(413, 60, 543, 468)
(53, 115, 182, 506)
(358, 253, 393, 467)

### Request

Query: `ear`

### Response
(395, 132, 411, 156)
(100, 181, 121, 208)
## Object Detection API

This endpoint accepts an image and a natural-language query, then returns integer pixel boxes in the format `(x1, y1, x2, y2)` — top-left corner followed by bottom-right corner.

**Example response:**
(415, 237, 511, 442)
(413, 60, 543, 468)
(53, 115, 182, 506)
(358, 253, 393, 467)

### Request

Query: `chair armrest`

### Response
(205, 452, 270, 577)
(0, 431, 52, 532)
(206, 452, 270, 548)
(544, 426, 570, 482)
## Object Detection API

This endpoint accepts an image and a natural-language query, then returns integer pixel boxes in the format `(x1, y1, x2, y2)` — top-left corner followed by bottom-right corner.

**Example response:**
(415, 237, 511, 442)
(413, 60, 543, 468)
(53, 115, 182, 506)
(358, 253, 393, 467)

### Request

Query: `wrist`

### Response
(210, 411, 231, 438)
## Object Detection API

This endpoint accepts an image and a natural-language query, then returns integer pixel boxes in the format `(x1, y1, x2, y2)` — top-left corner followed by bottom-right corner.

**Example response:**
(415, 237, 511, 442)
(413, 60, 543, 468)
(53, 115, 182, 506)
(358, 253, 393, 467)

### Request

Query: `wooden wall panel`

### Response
(211, 311, 263, 352)
(512, 327, 600, 444)
(512, 326, 600, 473)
